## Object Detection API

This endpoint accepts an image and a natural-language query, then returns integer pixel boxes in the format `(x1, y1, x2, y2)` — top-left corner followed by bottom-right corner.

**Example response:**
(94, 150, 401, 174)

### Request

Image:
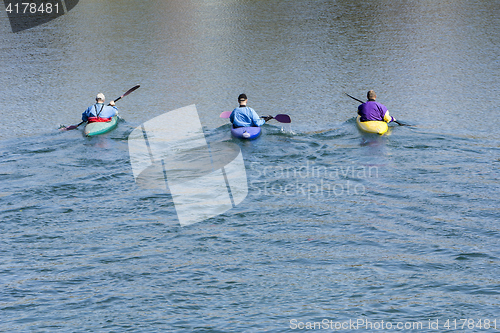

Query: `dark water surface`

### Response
(1, 1, 499, 332)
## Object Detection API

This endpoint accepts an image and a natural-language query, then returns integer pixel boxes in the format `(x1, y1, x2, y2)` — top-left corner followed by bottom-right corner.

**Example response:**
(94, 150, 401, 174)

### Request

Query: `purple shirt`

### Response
(358, 101, 393, 122)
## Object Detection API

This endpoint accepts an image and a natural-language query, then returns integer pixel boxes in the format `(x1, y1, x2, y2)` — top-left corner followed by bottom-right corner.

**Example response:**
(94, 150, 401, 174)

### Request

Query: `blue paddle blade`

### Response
(220, 111, 231, 118)
(274, 114, 291, 123)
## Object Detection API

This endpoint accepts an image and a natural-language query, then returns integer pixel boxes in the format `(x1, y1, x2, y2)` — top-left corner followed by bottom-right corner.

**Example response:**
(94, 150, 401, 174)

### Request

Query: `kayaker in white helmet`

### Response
(81, 93, 118, 123)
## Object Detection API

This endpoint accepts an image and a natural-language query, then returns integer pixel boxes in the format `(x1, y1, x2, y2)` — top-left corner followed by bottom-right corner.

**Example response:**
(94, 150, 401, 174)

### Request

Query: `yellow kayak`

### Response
(356, 115, 388, 135)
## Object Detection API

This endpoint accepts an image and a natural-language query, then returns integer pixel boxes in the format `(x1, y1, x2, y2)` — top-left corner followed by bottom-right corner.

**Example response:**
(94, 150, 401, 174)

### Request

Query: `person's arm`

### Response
(109, 104, 118, 117)
(249, 108, 265, 126)
(229, 110, 235, 124)
(82, 107, 90, 122)
(383, 110, 395, 123)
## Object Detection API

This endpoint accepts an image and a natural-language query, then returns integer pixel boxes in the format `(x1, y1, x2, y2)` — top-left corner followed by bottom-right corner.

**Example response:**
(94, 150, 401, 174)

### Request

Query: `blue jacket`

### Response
(230, 106, 265, 127)
(82, 103, 117, 122)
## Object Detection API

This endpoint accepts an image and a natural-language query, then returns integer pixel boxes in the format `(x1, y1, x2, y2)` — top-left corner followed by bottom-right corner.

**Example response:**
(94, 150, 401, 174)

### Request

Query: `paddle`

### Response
(60, 85, 141, 131)
(345, 92, 411, 127)
(219, 112, 291, 123)
(273, 114, 291, 123)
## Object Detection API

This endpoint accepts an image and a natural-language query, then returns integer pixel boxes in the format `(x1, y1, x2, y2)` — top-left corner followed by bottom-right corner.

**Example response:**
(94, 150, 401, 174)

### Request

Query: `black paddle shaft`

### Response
(345, 93, 364, 104)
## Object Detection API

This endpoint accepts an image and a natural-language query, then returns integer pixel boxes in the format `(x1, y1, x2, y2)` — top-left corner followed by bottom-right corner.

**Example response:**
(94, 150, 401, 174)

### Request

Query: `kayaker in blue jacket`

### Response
(358, 90, 396, 123)
(230, 94, 272, 128)
(82, 93, 118, 122)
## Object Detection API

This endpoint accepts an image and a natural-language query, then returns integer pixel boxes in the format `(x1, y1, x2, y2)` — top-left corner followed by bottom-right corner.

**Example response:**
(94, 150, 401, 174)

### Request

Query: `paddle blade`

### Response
(113, 84, 140, 103)
(274, 114, 291, 123)
(122, 84, 140, 98)
(61, 125, 77, 131)
(59, 121, 84, 131)
(220, 111, 231, 118)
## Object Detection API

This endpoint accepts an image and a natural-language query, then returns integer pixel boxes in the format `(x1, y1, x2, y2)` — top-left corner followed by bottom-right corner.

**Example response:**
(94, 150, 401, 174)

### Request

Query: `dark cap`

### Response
(238, 93, 247, 101)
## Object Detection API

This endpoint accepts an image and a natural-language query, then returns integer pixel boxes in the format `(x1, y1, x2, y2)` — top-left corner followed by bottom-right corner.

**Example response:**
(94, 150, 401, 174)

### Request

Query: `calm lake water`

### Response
(1, 0, 499, 332)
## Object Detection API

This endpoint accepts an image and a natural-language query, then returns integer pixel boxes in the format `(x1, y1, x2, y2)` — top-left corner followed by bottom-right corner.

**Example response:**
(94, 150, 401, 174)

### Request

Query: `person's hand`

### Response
(109, 101, 116, 106)
(262, 115, 273, 122)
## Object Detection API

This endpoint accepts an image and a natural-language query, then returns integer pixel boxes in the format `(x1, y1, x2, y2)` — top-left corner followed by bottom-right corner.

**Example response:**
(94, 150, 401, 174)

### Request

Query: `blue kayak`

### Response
(231, 126, 262, 140)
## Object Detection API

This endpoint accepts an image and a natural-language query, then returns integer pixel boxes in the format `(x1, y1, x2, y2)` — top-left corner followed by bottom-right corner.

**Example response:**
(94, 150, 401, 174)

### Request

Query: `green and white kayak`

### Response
(84, 116, 118, 136)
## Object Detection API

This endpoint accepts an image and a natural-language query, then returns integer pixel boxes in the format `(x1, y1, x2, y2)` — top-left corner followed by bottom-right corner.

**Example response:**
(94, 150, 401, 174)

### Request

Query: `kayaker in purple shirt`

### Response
(358, 90, 396, 123)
